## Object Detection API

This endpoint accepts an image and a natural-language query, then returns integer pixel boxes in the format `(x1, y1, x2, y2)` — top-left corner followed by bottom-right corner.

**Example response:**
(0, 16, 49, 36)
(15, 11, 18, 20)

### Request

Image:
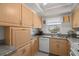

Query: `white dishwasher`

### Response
(39, 36, 50, 53)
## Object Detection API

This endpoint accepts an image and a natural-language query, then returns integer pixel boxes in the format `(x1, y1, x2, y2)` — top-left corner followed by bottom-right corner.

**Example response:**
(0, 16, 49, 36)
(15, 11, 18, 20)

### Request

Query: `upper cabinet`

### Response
(63, 15, 72, 24)
(33, 13, 42, 28)
(72, 5, 79, 28)
(63, 16, 69, 23)
(0, 4, 42, 27)
(0, 4, 21, 26)
(22, 4, 33, 27)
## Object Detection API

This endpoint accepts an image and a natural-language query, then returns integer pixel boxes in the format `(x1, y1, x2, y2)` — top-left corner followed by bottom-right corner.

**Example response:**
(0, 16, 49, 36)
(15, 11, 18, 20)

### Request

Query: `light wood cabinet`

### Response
(63, 16, 70, 23)
(49, 38, 70, 56)
(0, 4, 41, 56)
(31, 36, 39, 55)
(72, 5, 79, 28)
(33, 13, 42, 28)
(22, 4, 33, 27)
(11, 27, 32, 49)
(16, 42, 31, 56)
(11, 41, 32, 56)
(0, 4, 21, 26)
(11, 35, 39, 56)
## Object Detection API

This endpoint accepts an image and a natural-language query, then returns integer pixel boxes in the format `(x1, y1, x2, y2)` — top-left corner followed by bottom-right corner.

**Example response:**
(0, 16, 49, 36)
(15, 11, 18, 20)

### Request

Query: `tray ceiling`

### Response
(25, 3, 78, 18)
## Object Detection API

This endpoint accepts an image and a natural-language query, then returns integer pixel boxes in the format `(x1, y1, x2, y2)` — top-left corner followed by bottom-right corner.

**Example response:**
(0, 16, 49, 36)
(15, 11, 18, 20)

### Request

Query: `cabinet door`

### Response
(16, 47, 25, 56)
(0, 4, 21, 25)
(73, 7, 79, 28)
(16, 42, 32, 56)
(63, 16, 69, 23)
(22, 4, 33, 27)
(31, 36, 39, 55)
(23, 43, 32, 56)
(33, 13, 42, 28)
(49, 38, 70, 56)
(11, 27, 32, 49)
(59, 39, 70, 56)
(49, 39, 60, 55)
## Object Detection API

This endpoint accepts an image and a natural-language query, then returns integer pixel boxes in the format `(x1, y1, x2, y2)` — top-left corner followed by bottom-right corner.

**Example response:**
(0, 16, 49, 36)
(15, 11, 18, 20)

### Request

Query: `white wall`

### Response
(46, 16, 63, 25)
(59, 22, 72, 34)
(42, 16, 72, 34)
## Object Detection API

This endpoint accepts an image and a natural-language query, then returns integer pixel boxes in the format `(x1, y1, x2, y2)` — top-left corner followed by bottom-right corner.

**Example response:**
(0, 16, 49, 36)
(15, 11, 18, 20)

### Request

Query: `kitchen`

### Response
(0, 3, 79, 56)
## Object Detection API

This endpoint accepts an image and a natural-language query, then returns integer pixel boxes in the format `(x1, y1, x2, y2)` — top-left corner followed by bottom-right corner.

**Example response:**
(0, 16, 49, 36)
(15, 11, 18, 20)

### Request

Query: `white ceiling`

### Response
(25, 3, 78, 18)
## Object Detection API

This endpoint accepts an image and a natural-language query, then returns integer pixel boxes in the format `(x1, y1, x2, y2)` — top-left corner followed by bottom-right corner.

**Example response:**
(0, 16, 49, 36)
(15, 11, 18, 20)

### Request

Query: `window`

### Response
(46, 16, 63, 25)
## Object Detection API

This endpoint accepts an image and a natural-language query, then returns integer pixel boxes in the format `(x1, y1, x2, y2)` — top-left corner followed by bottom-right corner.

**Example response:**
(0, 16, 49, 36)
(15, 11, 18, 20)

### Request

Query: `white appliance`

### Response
(39, 37, 49, 53)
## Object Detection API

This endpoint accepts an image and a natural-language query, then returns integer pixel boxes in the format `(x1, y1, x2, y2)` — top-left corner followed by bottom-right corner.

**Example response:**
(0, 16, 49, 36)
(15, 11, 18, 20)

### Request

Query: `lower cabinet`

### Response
(16, 43, 31, 56)
(5, 27, 39, 56)
(31, 36, 39, 55)
(11, 27, 32, 49)
(11, 37, 39, 56)
(49, 38, 70, 56)
(11, 41, 32, 56)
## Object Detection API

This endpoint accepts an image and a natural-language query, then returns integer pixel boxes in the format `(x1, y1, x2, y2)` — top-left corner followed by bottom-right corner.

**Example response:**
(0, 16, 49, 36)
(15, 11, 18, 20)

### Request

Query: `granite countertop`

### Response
(39, 34, 67, 39)
(68, 38, 79, 44)
(0, 45, 16, 56)
(68, 38, 79, 56)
